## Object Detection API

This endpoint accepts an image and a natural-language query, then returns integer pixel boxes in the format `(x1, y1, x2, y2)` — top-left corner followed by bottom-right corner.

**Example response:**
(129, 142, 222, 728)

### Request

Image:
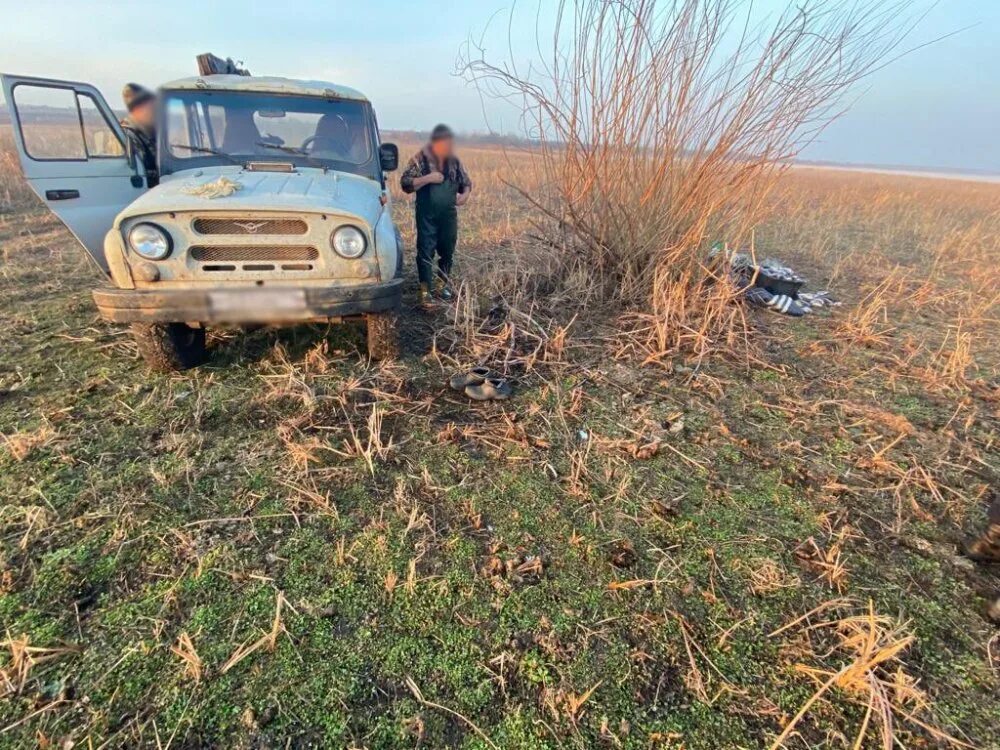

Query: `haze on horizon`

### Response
(0, 0, 997, 174)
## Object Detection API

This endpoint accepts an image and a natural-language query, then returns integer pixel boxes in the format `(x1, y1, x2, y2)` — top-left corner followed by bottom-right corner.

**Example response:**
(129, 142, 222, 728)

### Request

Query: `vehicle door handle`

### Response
(45, 189, 80, 201)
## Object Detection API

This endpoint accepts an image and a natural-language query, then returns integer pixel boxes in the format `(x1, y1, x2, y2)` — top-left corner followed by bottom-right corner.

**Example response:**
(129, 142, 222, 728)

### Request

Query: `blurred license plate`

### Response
(210, 289, 307, 315)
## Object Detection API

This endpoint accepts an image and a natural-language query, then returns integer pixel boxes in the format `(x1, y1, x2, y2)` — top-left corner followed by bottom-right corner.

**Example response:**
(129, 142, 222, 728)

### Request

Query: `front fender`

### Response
(103, 230, 135, 289)
(374, 210, 403, 280)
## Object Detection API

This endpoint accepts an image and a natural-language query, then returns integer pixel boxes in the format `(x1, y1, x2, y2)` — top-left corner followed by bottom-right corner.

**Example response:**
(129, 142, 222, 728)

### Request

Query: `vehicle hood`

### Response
(118, 166, 384, 227)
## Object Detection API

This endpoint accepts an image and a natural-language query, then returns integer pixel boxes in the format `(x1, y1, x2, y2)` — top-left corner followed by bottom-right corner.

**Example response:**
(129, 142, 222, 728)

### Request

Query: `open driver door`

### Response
(1, 74, 148, 274)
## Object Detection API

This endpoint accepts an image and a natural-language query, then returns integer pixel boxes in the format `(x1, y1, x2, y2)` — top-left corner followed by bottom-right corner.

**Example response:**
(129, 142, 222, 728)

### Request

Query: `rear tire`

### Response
(131, 323, 207, 372)
(366, 312, 399, 360)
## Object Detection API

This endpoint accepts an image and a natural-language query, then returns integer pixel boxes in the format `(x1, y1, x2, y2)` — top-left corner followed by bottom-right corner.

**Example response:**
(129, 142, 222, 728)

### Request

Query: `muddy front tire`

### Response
(131, 323, 207, 372)
(366, 312, 399, 360)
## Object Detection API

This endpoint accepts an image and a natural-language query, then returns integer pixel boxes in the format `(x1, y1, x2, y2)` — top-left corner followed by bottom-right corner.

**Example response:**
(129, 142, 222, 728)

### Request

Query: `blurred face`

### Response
(430, 136, 454, 161)
(131, 99, 156, 130)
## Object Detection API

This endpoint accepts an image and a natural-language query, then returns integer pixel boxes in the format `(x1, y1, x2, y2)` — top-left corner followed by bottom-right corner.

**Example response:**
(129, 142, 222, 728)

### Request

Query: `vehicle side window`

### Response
(12, 84, 86, 160)
(77, 93, 124, 157)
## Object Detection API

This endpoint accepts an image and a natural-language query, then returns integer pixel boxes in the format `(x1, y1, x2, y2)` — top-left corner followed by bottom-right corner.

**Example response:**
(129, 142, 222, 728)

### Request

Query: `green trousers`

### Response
(415, 181, 459, 287)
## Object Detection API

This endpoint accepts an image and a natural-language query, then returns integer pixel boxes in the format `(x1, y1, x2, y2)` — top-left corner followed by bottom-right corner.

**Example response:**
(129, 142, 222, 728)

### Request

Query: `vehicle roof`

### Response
(159, 75, 369, 102)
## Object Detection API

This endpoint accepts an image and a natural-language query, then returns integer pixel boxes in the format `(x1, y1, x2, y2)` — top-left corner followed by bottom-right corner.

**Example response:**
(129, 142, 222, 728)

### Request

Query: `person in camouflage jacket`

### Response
(400, 124, 472, 306)
(120, 83, 159, 187)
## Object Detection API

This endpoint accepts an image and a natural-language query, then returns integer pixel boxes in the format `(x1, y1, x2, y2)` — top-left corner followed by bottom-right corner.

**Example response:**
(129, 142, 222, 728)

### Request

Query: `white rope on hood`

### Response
(182, 176, 243, 199)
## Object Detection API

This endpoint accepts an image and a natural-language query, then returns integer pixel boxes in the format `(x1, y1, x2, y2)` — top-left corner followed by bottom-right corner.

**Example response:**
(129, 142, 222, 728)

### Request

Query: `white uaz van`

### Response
(1, 73, 404, 370)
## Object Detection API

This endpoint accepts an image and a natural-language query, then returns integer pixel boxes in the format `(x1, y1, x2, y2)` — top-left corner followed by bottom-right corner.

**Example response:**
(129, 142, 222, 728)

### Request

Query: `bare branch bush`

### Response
(458, 0, 924, 362)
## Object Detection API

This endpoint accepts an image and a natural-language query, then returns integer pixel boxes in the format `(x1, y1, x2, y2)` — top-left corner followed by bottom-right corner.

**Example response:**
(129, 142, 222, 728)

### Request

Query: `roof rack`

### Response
(196, 53, 251, 77)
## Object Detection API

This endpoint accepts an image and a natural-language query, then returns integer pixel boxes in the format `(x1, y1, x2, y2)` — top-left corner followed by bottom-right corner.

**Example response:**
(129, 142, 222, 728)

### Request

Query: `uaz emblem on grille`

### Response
(233, 221, 269, 234)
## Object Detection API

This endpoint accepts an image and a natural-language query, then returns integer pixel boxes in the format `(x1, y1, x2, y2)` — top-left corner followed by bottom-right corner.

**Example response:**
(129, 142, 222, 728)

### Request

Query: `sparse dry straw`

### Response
(768, 599, 971, 749)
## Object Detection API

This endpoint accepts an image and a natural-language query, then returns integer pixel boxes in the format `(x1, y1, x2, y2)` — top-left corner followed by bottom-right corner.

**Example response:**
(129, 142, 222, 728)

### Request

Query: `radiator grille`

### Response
(193, 218, 309, 235)
(190, 246, 320, 262)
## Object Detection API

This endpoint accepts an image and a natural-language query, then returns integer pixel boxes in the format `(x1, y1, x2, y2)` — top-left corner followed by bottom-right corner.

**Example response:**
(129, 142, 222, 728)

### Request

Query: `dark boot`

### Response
(416, 282, 437, 310)
(434, 277, 455, 302)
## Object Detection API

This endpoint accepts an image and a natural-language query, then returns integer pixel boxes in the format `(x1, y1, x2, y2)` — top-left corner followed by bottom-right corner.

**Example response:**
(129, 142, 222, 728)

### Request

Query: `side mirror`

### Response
(379, 143, 399, 172)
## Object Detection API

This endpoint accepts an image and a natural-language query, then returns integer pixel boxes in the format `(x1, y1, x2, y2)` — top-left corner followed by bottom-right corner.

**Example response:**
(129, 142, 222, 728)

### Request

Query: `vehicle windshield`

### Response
(159, 90, 379, 180)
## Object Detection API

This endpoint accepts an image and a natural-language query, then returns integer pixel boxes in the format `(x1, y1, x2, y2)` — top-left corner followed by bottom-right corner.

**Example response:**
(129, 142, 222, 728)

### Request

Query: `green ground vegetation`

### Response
(1, 200, 998, 749)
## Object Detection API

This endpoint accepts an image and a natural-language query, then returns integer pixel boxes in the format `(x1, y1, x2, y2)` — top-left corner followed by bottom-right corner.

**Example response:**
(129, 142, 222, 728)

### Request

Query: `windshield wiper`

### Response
(256, 141, 305, 155)
(256, 141, 327, 169)
(169, 143, 245, 166)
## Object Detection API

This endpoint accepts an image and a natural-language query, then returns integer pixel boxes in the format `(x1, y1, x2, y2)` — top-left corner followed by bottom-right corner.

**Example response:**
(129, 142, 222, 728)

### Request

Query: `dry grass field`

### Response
(1, 127, 998, 749)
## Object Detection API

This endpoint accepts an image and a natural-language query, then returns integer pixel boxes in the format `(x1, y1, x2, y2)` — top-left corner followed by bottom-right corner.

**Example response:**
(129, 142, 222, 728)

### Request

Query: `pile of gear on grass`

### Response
(710, 242, 840, 317)
(445, 243, 841, 403)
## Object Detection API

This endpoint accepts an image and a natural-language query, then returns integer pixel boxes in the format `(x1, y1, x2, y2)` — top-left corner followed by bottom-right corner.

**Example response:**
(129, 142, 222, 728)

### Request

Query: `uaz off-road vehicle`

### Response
(1, 73, 404, 370)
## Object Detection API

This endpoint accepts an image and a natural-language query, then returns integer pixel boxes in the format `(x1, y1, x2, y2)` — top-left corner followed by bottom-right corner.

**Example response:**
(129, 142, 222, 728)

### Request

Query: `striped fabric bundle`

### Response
(744, 287, 806, 316)
(709, 244, 840, 318)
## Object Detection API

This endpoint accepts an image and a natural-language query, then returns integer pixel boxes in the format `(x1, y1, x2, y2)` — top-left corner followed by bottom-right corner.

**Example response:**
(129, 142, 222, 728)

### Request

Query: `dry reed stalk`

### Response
(170, 632, 203, 683)
(769, 600, 970, 749)
(1, 425, 57, 462)
(337, 404, 393, 476)
(279, 478, 339, 519)
(544, 681, 603, 724)
(460, 0, 926, 361)
(335, 536, 360, 566)
(383, 569, 399, 597)
(219, 591, 287, 675)
(835, 268, 905, 347)
(928, 320, 976, 389)
(276, 415, 327, 473)
(794, 535, 849, 592)
(745, 558, 800, 595)
(405, 677, 500, 750)
(258, 344, 319, 408)
(1, 633, 78, 698)
(0, 505, 52, 550)
(564, 442, 592, 497)
(671, 611, 743, 705)
(989, 632, 999, 677)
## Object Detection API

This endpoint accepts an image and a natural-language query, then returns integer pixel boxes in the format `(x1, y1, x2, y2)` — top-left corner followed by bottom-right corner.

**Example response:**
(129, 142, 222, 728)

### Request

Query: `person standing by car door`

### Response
(119, 83, 159, 187)
(400, 124, 472, 308)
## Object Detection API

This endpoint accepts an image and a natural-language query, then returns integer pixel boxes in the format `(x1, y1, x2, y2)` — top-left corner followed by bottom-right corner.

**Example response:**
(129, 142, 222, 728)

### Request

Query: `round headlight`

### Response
(127, 223, 172, 260)
(331, 226, 367, 259)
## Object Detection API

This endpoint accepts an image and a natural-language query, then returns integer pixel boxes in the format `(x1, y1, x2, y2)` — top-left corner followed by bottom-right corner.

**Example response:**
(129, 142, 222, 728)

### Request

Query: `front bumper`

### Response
(93, 279, 403, 324)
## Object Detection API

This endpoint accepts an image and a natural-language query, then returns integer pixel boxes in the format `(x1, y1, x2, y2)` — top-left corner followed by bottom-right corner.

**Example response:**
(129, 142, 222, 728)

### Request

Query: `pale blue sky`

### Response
(1, 0, 997, 172)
